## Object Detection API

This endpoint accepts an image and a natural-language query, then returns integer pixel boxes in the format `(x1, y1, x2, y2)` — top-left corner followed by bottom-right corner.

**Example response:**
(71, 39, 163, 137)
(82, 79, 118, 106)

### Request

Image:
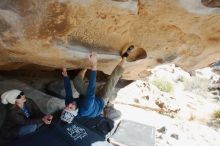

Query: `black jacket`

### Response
(0, 98, 44, 139)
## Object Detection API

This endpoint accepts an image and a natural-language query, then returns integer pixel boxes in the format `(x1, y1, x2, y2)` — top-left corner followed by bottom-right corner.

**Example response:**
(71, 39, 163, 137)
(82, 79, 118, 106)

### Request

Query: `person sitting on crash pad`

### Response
(60, 45, 146, 123)
(0, 90, 53, 139)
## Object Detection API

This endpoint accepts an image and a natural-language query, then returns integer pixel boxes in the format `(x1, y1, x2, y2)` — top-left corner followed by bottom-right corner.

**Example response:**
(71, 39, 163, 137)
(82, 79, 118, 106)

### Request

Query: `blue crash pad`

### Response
(9, 121, 113, 146)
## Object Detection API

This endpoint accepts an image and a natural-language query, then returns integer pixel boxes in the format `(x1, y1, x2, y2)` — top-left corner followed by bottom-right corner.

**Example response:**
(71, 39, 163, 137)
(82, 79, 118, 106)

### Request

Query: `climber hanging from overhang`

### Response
(59, 45, 147, 123)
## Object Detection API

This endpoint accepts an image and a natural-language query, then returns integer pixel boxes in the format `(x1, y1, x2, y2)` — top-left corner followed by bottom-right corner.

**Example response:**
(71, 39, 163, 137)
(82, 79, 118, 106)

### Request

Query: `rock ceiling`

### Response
(0, 0, 220, 79)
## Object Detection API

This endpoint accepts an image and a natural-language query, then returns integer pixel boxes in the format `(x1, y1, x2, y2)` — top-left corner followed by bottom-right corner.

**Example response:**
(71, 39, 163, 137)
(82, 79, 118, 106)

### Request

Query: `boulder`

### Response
(0, 0, 220, 79)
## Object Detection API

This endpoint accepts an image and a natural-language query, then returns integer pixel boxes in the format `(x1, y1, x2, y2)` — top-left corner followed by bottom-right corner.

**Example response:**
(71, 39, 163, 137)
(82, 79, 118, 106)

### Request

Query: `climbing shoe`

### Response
(121, 45, 147, 62)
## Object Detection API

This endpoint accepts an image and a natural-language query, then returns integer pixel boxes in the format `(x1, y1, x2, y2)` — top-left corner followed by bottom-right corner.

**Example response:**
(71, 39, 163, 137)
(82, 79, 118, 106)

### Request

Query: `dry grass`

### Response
(183, 77, 209, 94)
(152, 79, 174, 93)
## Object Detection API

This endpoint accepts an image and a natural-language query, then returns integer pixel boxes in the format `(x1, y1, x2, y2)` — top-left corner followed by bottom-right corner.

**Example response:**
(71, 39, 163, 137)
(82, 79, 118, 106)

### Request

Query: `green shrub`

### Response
(214, 110, 220, 119)
(152, 79, 174, 93)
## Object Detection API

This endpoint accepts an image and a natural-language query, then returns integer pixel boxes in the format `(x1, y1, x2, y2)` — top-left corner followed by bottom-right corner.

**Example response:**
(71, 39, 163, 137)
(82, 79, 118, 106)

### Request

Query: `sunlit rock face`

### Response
(0, 0, 220, 79)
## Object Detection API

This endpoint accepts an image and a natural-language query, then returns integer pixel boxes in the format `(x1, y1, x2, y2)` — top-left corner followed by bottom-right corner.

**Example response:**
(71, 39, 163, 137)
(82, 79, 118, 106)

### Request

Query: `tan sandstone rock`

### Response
(0, 0, 220, 79)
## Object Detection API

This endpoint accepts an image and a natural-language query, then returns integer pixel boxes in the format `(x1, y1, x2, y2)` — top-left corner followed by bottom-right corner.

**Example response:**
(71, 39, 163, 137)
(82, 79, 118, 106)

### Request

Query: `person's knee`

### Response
(73, 76, 83, 86)
(19, 124, 38, 136)
(29, 124, 38, 132)
(73, 76, 87, 96)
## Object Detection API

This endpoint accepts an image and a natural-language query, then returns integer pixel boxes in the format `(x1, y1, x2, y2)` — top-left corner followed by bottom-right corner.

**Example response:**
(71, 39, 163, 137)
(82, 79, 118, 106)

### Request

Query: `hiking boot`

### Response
(121, 45, 147, 62)
(104, 107, 122, 121)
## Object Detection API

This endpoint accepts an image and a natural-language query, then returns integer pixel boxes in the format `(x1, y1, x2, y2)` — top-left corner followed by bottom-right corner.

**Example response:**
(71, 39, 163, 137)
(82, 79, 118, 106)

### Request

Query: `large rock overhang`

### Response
(0, 0, 220, 80)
